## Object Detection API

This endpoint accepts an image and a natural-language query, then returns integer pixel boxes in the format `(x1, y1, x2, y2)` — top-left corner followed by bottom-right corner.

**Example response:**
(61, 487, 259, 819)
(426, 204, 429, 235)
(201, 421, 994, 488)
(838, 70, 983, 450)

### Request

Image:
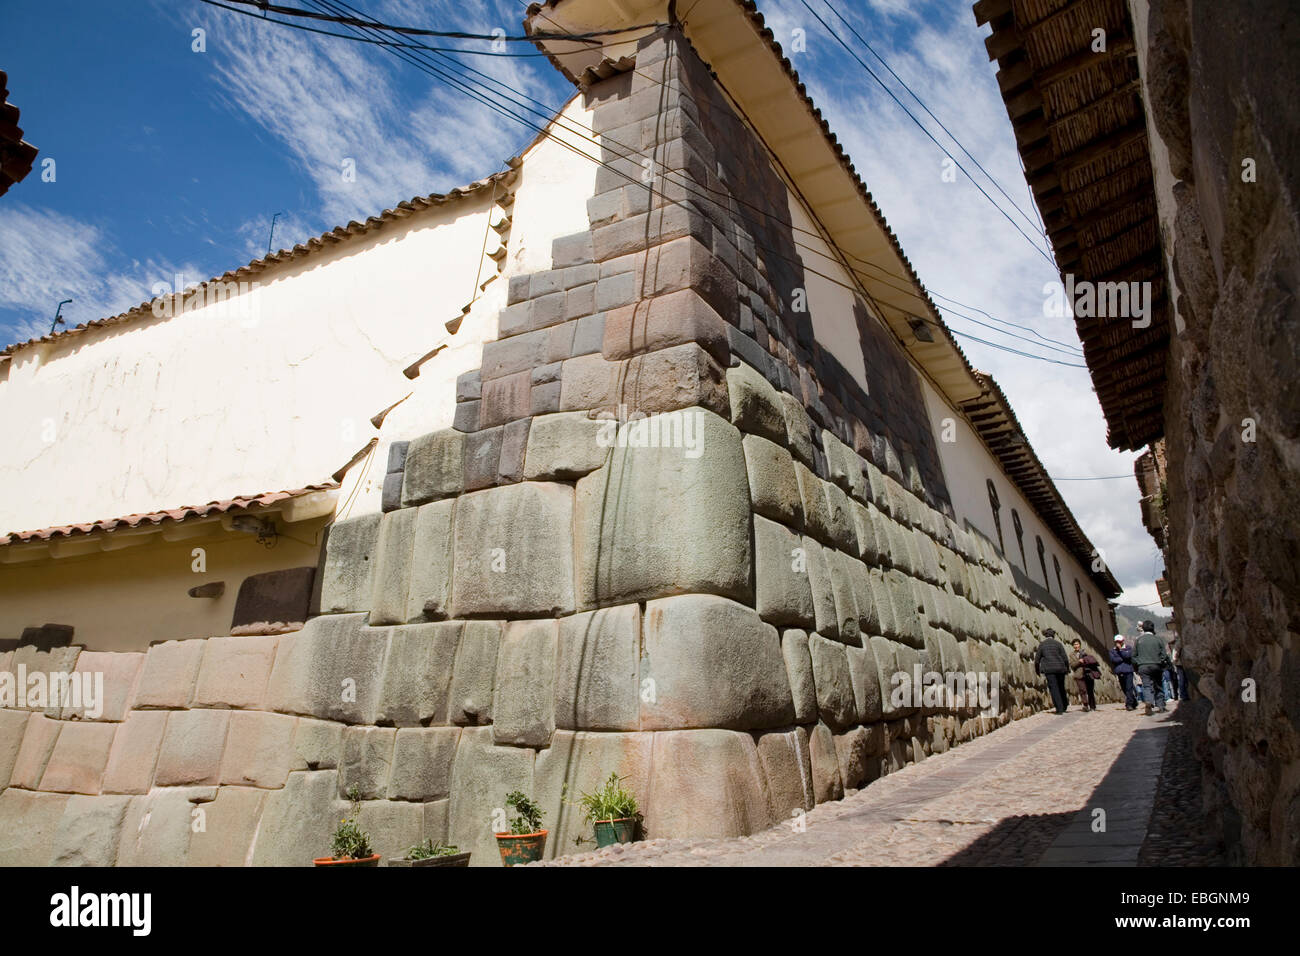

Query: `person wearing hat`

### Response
(1108, 633, 1137, 710)
(1034, 627, 1072, 714)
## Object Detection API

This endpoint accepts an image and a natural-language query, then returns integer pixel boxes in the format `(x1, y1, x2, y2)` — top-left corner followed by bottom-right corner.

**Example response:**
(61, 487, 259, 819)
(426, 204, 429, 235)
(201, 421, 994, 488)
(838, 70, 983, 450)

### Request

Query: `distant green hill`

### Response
(1113, 604, 1173, 637)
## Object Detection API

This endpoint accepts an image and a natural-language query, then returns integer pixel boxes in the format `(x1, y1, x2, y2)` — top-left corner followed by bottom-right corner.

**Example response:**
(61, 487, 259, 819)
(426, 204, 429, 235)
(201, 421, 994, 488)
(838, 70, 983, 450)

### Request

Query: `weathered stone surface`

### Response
(535, 730, 654, 858)
(8, 713, 61, 789)
(822, 432, 868, 501)
(401, 429, 465, 506)
(802, 536, 839, 640)
(755, 726, 815, 819)
(807, 721, 844, 804)
(575, 408, 752, 607)
(641, 595, 794, 731)
(61, 651, 143, 720)
(405, 499, 455, 622)
(387, 727, 461, 801)
(522, 411, 609, 480)
(448, 620, 501, 726)
(493, 619, 557, 747)
(133, 638, 205, 709)
(117, 787, 209, 866)
(834, 726, 872, 790)
(219, 711, 297, 789)
(9, 644, 79, 715)
(780, 629, 818, 724)
(0, 709, 31, 789)
(796, 462, 833, 543)
(618, 343, 729, 417)
(742, 433, 803, 526)
(726, 362, 786, 443)
(50, 794, 132, 866)
(893, 641, 922, 717)
(187, 786, 265, 866)
(319, 513, 381, 614)
(292, 718, 343, 770)
(871, 635, 903, 719)
(264, 614, 390, 725)
(376, 622, 462, 727)
(101, 710, 168, 794)
(825, 547, 863, 646)
(447, 726, 535, 866)
(888, 570, 926, 649)
(368, 507, 417, 625)
(870, 567, 898, 639)
(339, 726, 396, 799)
(754, 515, 815, 627)
(355, 799, 425, 862)
(191, 635, 279, 710)
(0, 789, 71, 866)
(39, 720, 116, 794)
(251, 769, 341, 866)
(821, 481, 858, 554)
(644, 729, 772, 838)
(154, 709, 230, 787)
(779, 392, 816, 466)
(808, 634, 857, 731)
(450, 482, 575, 617)
(603, 287, 729, 363)
(846, 642, 883, 724)
(556, 604, 640, 731)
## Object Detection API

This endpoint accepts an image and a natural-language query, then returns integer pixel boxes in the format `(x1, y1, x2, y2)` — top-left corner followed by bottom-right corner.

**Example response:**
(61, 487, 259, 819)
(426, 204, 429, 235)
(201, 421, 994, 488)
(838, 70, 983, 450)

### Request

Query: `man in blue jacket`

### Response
(1109, 634, 1136, 710)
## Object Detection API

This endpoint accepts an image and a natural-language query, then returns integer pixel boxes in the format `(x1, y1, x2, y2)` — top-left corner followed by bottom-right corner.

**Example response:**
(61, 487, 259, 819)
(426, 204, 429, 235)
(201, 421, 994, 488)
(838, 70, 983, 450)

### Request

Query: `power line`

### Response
(1048, 475, 1136, 481)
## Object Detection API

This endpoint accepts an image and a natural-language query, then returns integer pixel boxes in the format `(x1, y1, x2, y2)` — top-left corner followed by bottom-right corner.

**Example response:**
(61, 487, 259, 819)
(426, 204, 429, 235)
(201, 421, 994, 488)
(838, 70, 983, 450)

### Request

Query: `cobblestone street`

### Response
(540, 702, 1210, 866)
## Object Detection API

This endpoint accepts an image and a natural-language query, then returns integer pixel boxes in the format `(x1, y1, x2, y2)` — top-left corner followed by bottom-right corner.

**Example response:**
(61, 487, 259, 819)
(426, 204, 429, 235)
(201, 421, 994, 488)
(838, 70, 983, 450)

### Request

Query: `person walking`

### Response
(1070, 638, 1101, 711)
(1109, 634, 1137, 710)
(1035, 628, 1072, 714)
(1133, 620, 1168, 715)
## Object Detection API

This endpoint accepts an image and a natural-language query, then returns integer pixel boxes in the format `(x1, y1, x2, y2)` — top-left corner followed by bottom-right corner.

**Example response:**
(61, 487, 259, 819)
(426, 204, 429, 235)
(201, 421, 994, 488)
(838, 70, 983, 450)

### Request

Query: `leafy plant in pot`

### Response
(314, 787, 380, 867)
(578, 772, 640, 848)
(494, 791, 547, 866)
(389, 838, 471, 868)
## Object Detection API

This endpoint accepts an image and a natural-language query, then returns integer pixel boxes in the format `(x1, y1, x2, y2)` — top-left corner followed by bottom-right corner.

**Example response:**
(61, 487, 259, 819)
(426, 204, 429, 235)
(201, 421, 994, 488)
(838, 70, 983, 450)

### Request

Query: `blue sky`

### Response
(0, 0, 1161, 604)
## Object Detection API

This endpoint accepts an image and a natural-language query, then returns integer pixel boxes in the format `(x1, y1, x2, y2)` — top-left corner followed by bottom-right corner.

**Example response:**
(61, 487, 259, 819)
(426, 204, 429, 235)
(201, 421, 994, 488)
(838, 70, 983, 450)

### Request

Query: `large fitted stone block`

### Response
(535, 730, 653, 858)
(451, 482, 575, 617)
(644, 729, 772, 838)
(387, 727, 461, 800)
(808, 634, 857, 731)
(871, 635, 903, 719)
(50, 794, 132, 866)
(726, 362, 786, 443)
(802, 536, 839, 640)
(556, 604, 640, 731)
(376, 622, 463, 727)
(603, 287, 729, 363)
(369, 507, 417, 625)
(493, 619, 557, 747)
(756, 726, 815, 819)
(835, 726, 873, 790)
(401, 429, 465, 506)
(754, 515, 815, 627)
(219, 711, 297, 789)
(251, 769, 342, 866)
(355, 799, 425, 862)
(852, 500, 885, 565)
(447, 726, 535, 866)
(154, 709, 230, 786)
(641, 594, 794, 731)
(101, 710, 168, 794)
(192, 634, 279, 710)
(742, 433, 803, 526)
(808, 721, 844, 804)
(796, 462, 833, 543)
(0, 789, 70, 866)
(39, 720, 116, 794)
(779, 392, 816, 466)
(523, 411, 609, 480)
(575, 408, 752, 607)
(134, 638, 205, 709)
(405, 499, 454, 621)
(825, 548, 863, 646)
(292, 718, 343, 770)
(846, 642, 883, 724)
(447, 620, 502, 726)
(264, 613, 390, 725)
(821, 481, 858, 554)
(780, 629, 818, 724)
(62, 650, 143, 721)
(9, 644, 79, 715)
(319, 513, 381, 614)
(187, 786, 266, 866)
(339, 726, 395, 799)
(9, 713, 61, 789)
(0, 709, 29, 789)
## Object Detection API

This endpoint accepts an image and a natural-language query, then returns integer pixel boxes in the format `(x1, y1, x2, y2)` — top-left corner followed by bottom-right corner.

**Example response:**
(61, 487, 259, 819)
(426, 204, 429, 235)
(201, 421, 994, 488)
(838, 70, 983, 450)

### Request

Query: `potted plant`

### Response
(389, 838, 471, 868)
(494, 790, 547, 866)
(314, 787, 381, 867)
(579, 772, 640, 848)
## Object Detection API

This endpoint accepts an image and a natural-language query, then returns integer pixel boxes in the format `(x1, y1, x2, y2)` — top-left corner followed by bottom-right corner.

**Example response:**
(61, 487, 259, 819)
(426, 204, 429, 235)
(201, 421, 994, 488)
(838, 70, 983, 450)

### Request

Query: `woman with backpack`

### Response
(1071, 638, 1102, 712)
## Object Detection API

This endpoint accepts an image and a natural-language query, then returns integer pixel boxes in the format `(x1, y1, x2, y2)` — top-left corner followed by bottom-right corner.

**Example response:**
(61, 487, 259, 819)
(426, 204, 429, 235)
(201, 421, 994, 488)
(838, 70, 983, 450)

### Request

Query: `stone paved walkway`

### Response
(539, 702, 1184, 866)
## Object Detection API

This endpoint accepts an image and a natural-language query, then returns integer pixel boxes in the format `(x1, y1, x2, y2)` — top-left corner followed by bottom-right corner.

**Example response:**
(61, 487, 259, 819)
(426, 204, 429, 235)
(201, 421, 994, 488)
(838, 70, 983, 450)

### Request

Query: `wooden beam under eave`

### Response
(1034, 35, 1136, 90)
(973, 0, 1012, 27)
(984, 26, 1023, 62)
(1055, 123, 1148, 179)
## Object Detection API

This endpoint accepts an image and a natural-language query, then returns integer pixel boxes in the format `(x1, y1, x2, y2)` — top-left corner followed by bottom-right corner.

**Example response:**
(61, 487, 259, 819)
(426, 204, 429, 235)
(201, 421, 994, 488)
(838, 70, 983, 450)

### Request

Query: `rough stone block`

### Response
(742, 433, 803, 526)
(133, 638, 205, 709)
(822, 432, 868, 501)
(264, 613, 390, 725)
(619, 343, 729, 418)
(50, 794, 132, 866)
(450, 482, 575, 617)
(376, 621, 463, 727)
(101, 710, 168, 794)
(191, 634, 279, 710)
(337, 726, 396, 799)
(808, 634, 857, 731)
(0, 709, 30, 789)
(852, 500, 885, 565)
(726, 362, 787, 443)
(802, 536, 839, 640)
(61, 650, 143, 721)
(825, 548, 865, 646)
(835, 726, 872, 790)
(535, 730, 653, 858)
(571, 312, 606, 356)
(602, 288, 729, 364)
(871, 636, 903, 719)
(556, 604, 640, 731)
(387, 727, 461, 801)
(219, 711, 297, 789)
(523, 411, 609, 480)
(499, 417, 531, 483)
(187, 786, 266, 866)
(756, 726, 815, 819)
(355, 799, 425, 862)
(480, 370, 533, 428)
(39, 720, 116, 794)
(644, 729, 771, 838)
(447, 726, 535, 866)
(575, 408, 751, 607)
(404, 499, 455, 622)
(641, 594, 794, 731)
(8, 713, 61, 789)
(780, 629, 818, 724)
(846, 642, 883, 724)
(402, 430, 465, 507)
(779, 392, 816, 466)
(492, 619, 557, 748)
(447, 620, 502, 726)
(557, 351, 621, 410)
(0, 790, 71, 866)
(250, 769, 341, 866)
(754, 515, 815, 627)
(9, 644, 79, 715)
(796, 462, 833, 544)
(154, 709, 230, 787)
(808, 721, 844, 804)
(292, 717, 343, 770)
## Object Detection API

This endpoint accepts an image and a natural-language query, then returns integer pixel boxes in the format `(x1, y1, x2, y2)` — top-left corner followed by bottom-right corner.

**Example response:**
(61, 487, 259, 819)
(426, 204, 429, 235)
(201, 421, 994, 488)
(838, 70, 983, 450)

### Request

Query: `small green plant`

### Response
(330, 786, 373, 860)
(503, 790, 544, 835)
(578, 772, 639, 823)
(405, 838, 459, 861)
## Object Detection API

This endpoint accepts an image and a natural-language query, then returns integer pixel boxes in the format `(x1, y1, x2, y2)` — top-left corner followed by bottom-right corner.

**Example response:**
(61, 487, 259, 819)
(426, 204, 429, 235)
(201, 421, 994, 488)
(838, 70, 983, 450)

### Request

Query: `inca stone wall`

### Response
(0, 26, 1117, 866)
(1138, 0, 1300, 866)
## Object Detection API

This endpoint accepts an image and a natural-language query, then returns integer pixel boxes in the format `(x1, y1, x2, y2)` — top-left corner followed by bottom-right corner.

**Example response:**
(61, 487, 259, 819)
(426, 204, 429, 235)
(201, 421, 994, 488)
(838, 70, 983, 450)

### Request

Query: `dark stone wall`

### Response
(1145, 0, 1300, 866)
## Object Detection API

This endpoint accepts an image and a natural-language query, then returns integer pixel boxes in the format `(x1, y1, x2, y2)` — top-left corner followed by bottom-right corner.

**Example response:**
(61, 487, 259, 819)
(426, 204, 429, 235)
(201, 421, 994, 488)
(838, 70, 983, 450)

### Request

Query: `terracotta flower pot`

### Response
(592, 818, 637, 848)
(313, 854, 381, 867)
(495, 830, 547, 866)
